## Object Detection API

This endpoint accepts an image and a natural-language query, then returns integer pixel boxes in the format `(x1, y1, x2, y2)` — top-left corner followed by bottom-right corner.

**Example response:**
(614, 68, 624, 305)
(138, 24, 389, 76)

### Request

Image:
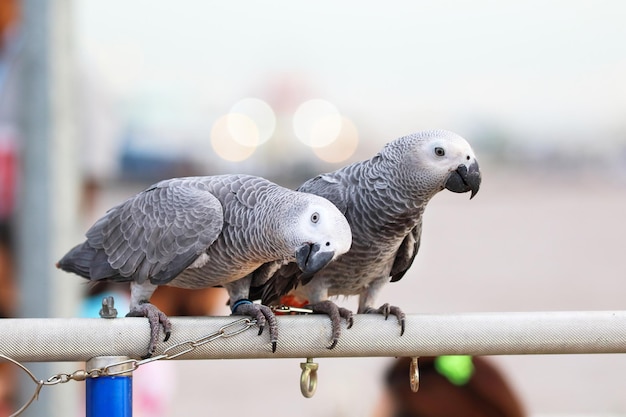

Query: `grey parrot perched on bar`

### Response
(251, 130, 481, 348)
(57, 174, 352, 356)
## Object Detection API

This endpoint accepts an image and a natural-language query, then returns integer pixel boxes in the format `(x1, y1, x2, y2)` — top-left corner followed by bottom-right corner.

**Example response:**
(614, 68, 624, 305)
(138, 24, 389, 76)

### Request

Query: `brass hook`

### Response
(410, 357, 419, 392)
(300, 358, 319, 398)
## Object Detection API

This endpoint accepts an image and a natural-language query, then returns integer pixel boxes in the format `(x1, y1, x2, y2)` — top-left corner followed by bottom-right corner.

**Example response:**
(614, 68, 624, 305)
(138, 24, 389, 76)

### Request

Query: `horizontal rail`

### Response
(1, 311, 626, 362)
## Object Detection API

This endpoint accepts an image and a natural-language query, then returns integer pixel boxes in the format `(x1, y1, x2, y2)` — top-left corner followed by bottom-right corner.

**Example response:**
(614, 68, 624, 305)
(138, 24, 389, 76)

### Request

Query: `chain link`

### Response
(1, 317, 258, 417)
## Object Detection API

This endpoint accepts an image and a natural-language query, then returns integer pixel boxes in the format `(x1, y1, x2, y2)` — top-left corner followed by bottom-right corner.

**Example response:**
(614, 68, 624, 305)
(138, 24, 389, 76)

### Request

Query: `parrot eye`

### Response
(311, 212, 320, 223)
(434, 147, 445, 157)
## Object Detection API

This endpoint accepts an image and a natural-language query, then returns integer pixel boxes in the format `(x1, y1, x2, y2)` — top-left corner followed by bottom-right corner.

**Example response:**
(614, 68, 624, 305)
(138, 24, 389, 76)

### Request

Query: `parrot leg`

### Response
(362, 303, 405, 336)
(231, 300, 278, 353)
(126, 302, 172, 358)
(127, 282, 170, 357)
(305, 300, 354, 349)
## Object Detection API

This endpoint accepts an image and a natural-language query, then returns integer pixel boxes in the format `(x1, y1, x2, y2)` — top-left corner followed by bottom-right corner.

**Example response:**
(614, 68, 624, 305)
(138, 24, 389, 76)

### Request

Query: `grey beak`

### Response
(295, 243, 335, 285)
(444, 160, 481, 199)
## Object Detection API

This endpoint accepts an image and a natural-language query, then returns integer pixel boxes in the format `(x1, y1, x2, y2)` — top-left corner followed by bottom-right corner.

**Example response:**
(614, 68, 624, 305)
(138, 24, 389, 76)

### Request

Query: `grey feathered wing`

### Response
(298, 173, 350, 214)
(389, 223, 421, 282)
(58, 179, 224, 285)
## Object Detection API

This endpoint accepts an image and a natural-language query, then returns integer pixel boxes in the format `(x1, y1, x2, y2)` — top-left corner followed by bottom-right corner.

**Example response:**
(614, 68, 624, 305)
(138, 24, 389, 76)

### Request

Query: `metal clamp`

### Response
(99, 296, 118, 319)
(272, 305, 314, 314)
(299, 358, 319, 398)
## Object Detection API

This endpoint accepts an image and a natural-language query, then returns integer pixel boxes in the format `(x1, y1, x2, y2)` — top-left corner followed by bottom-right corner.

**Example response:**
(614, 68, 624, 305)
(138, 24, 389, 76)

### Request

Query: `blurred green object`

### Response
(434, 355, 475, 386)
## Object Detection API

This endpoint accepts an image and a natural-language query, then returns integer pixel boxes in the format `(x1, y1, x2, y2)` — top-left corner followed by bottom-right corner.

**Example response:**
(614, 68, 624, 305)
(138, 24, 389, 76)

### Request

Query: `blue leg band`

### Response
(231, 299, 253, 313)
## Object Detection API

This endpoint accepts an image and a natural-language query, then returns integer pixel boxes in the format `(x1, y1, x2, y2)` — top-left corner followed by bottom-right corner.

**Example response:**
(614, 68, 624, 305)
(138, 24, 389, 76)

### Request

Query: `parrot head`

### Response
(285, 194, 352, 281)
(393, 130, 482, 200)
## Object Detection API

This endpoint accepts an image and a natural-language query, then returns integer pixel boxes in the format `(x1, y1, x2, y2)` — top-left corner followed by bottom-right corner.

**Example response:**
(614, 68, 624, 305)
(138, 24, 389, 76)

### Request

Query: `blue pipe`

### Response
(86, 375, 132, 417)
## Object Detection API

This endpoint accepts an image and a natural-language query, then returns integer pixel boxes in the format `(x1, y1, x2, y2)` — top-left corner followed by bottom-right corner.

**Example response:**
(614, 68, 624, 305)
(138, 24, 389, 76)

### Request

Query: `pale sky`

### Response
(73, 1, 626, 156)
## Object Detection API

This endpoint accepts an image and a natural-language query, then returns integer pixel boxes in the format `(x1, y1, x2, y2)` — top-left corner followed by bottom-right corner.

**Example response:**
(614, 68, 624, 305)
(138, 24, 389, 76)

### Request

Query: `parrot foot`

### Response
(363, 303, 405, 336)
(305, 300, 354, 349)
(126, 302, 172, 358)
(232, 300, 278, 353)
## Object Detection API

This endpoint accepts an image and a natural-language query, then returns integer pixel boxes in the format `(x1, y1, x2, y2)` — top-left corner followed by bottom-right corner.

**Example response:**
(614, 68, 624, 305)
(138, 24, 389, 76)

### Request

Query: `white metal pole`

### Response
(0, 312, 625, 362)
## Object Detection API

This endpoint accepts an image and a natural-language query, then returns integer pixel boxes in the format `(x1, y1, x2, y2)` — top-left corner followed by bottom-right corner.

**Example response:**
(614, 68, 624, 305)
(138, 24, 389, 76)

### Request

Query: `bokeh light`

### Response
(312, 117, 359, 163)
(226, 113, 259, 147)
(229, 98, 276, 145)
(293, 99, 342, 147)
(210, 114, 257, 162)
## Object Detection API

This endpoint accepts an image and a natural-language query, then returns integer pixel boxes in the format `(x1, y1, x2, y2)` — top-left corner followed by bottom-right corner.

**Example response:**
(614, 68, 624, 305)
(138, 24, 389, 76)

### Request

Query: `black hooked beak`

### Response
(295, 243, 335, 285)
(444, 160, 481, 199)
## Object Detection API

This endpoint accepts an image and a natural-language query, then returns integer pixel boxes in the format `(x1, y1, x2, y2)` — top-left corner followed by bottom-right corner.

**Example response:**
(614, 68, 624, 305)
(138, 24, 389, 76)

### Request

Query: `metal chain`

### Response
(1, 317, 257, 417)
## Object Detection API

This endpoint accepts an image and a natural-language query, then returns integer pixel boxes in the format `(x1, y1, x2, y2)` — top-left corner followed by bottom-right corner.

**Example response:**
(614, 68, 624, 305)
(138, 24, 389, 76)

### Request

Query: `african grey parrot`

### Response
(57, 174, 352, 356)
(252, 130, 481, 348)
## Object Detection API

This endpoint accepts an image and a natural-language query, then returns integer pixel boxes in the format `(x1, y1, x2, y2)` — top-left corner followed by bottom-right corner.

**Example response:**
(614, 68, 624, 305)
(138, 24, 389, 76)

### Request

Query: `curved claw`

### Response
(379, 303, 391, 320)
(305, 300, 354, 349)
(347, 315, 354, 330)
(126, 302, 172, 358)
(364, 303, 405, 336)
(232, 302, 278, 352)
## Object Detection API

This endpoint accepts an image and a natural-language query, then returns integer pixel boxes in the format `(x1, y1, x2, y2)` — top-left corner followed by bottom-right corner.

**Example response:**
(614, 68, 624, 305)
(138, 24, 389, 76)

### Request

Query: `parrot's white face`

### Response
(399, 130, 481, 199)
(289, 195, 352, 277)
(296, 197, 352, 257)
(419, 131, 478, 173)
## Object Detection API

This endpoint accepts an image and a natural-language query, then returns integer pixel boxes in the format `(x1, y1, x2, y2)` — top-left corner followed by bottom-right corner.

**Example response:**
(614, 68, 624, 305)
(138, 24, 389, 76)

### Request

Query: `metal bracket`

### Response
(300, 358, 319, 398)
(99, 296, 118, 319)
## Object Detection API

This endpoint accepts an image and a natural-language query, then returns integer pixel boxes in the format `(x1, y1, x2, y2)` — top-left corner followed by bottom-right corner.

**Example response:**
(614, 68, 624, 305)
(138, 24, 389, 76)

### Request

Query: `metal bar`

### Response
(85, 357, 133, 417)
(1, 311, 625, 362)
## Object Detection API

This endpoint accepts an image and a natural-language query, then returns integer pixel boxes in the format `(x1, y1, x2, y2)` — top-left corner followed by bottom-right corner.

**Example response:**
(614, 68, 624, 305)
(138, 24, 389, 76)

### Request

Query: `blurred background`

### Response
(0, 0, 625, 416)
